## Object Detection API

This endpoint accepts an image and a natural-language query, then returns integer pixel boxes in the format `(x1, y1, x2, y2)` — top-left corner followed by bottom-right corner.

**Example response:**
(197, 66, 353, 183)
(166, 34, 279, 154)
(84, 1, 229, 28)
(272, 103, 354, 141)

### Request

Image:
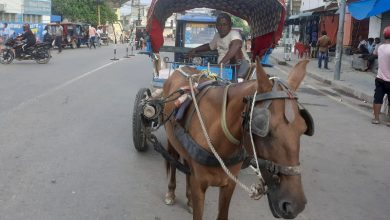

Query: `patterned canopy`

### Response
(147, 0, 286, 59)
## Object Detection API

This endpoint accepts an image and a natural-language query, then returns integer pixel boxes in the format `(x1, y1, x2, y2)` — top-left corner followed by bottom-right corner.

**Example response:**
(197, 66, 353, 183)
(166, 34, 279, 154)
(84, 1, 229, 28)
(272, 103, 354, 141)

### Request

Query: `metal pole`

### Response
(284, 0, 293, 61)
(98, 4, 101, 26)
(334, 0, 346, 80)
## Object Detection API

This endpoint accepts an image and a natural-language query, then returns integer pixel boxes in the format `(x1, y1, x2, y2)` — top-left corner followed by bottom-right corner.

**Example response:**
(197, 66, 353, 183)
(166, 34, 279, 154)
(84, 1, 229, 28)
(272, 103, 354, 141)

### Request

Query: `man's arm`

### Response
(219, 39, 242, 64)
(188, 43, 211, 56)
(373, 43, 380, 55)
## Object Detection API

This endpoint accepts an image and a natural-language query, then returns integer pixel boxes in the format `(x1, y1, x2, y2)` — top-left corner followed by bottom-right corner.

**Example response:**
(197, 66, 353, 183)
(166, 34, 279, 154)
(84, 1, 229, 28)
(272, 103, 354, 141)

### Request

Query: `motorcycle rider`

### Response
(16, 23, 36, 56)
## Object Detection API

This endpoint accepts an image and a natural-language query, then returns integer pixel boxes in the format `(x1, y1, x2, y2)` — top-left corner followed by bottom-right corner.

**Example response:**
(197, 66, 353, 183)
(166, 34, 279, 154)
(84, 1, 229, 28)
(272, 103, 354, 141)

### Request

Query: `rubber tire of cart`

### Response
(132, 88, 151, 152)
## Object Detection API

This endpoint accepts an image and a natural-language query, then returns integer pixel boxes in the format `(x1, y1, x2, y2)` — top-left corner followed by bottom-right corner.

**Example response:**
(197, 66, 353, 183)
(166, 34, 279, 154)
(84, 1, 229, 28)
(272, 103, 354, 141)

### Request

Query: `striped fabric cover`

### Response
(146, 0, 285, 57)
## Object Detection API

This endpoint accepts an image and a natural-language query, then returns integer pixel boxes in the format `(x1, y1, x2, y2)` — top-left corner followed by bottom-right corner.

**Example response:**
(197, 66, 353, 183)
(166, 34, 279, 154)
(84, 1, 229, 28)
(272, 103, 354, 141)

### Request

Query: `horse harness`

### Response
(154, 71, 314, 181)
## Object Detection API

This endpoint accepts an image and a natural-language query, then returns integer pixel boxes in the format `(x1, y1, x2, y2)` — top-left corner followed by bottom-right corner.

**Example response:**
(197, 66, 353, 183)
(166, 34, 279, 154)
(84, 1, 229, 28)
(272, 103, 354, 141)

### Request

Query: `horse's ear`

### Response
(256, 57, 272, 92)
(287, 59, 309, 91)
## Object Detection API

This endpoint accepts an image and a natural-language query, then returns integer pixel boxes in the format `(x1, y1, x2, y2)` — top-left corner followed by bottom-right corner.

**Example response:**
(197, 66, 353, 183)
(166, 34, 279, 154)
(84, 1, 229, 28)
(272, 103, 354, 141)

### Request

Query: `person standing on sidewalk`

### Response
(316, 31, 331, 69)
(55, 23, 63, 53)
(371, 26, 390, 126)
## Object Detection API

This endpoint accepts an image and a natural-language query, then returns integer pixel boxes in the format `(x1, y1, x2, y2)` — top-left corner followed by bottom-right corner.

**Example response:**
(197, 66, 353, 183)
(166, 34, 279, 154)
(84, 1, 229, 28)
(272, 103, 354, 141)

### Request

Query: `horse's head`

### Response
(243, 59, 311, 219)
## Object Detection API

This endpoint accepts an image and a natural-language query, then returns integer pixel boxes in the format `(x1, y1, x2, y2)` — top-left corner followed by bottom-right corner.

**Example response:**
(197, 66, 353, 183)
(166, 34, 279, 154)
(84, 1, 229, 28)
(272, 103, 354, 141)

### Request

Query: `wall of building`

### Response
(23, 0, 51, 16)
(0, 0, 23, 14)
(369, 15, 382, 38)
(343, 13, 353, 46)
(0, 0, 51, 23)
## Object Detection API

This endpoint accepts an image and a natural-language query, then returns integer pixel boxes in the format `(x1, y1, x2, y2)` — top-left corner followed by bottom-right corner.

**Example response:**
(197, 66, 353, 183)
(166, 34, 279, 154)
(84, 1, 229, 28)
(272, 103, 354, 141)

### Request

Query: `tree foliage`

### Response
(52, 0, 117, 25)
(231, 16, 250, 38)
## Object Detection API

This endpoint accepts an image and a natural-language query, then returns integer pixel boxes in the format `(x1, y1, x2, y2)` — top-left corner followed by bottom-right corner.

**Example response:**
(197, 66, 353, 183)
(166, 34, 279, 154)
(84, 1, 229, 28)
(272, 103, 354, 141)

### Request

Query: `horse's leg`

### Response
(165, 140, 179, 205)
(184, 160, 193, 213)
(190, 175, 207, 220)
(216, 180, 237, 220)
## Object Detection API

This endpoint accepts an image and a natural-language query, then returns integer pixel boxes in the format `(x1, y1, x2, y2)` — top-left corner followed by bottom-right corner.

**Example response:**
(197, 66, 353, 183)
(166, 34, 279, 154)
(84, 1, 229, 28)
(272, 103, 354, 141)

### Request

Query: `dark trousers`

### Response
(89, 36, 96, 48)
(55, 36, 62, 52)
(318, 51, 328, 68)
(367, 54, 378, 70)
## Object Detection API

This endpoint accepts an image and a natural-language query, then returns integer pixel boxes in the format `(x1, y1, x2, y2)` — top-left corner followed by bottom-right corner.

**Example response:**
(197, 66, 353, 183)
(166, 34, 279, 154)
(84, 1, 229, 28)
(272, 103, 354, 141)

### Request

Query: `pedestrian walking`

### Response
(371, 26, 390, 126)
(55, 22, 63, 53)
(89, 25, 97, 49)
(96, 26, 102, 47)
(316, 31, 331, 69)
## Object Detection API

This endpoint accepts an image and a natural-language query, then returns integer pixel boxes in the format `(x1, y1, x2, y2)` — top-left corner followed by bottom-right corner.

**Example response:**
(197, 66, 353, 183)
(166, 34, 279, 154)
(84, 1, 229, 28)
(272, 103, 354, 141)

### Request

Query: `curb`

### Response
(270, 56, 374, 104)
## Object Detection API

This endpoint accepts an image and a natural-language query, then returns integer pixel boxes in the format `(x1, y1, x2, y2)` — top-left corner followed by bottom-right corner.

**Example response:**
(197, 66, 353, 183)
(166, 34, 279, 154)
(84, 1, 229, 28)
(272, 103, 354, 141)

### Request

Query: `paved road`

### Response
(0, 45, 389, 220)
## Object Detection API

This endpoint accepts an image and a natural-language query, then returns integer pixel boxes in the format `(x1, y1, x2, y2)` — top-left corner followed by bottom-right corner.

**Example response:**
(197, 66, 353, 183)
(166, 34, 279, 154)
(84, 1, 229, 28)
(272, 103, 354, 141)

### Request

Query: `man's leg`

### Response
(237, 59, 250, 81)
(324, 52, 329, 69)
(56, 37, 62, 53)
(387, 94, 390, 126)
(318, 52, 322, 68)
(373, 78, 385, 123)
(92, 37, 96, 48)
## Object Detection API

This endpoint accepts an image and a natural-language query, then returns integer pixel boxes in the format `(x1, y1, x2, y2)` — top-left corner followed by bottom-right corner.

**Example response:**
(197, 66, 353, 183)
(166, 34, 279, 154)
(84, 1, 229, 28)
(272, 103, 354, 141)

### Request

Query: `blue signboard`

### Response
(1, 22, 46, 42)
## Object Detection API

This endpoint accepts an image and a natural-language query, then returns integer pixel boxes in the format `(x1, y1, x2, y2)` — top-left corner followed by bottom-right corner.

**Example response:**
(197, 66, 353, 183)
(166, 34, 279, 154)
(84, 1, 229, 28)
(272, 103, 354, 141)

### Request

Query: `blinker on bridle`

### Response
(242, 77, 311, 178)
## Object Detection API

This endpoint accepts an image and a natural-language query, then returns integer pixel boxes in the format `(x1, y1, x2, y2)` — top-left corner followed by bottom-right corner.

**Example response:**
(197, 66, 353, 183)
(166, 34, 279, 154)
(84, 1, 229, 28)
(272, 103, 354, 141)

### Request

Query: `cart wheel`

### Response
(132, 88, 151, 152)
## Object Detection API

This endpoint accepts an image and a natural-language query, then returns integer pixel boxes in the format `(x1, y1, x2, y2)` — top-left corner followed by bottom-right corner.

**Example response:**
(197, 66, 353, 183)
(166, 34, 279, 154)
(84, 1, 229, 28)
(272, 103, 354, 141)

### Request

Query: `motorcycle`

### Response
(0, 37, 51, 64)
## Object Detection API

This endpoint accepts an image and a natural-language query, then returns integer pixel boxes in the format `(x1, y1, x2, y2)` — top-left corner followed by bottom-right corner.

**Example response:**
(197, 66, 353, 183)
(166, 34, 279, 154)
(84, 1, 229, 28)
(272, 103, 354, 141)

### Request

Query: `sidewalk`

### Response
(270, 47, 376, 103)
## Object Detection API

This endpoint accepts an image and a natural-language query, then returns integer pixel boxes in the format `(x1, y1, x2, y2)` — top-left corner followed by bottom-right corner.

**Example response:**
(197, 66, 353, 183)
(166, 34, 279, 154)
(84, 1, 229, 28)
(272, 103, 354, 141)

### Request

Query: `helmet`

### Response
(384, 26, 390, 39)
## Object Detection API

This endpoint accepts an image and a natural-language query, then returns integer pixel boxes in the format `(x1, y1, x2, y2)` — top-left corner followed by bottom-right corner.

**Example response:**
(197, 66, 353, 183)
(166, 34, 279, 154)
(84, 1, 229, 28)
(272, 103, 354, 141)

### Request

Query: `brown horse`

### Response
(162, 59, 310, 220)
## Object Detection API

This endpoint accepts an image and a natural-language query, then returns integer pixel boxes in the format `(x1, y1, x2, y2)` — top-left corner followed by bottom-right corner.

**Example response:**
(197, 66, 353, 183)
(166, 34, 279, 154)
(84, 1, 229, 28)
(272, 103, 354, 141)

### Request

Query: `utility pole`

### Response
(97, 0, 101, 26)
(334, 0, 346, 80)
(284, 0, 293, 61)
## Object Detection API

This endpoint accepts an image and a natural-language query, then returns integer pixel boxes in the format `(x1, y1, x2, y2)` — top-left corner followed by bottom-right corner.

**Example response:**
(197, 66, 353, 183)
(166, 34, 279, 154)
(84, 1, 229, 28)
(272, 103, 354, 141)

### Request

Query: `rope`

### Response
(248, 91, 265, 183)
(188, 76, 264, 199)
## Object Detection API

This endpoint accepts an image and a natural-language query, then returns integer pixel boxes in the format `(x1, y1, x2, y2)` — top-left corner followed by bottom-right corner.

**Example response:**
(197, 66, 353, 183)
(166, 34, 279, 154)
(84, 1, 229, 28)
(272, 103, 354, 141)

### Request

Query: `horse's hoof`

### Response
(187, 202, 193, 214)
(164, 193, 175, 205)
(187, 205, 193, 214)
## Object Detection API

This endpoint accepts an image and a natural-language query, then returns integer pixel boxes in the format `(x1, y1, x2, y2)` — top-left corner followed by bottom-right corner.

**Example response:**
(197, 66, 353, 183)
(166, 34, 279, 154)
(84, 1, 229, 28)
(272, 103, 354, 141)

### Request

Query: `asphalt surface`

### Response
(0, 44, 389, 220)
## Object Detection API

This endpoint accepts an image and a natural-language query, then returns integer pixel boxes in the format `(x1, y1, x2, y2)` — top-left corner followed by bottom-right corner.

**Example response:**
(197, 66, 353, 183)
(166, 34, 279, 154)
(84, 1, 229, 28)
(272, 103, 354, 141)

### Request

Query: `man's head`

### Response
(216, 13, 232, 38)
(23, 23, 30, 32)
(384, 26, 390, 40)
(368, 38, 374, 44)
(321, 31, 327, 36)
(375, 37, 380, 44)
(3, 23, 7, 28)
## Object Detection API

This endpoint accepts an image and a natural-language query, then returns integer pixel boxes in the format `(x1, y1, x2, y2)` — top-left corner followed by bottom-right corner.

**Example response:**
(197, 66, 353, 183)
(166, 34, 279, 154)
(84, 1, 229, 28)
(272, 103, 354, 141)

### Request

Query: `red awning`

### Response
(146, 0, 286, 59)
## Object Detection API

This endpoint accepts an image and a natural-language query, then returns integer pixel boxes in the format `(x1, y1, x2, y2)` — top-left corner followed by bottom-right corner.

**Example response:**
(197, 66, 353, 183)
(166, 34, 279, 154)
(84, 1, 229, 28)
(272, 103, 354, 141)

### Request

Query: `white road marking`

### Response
(0, 59, 124, 118)
(273, 65, 372, 117)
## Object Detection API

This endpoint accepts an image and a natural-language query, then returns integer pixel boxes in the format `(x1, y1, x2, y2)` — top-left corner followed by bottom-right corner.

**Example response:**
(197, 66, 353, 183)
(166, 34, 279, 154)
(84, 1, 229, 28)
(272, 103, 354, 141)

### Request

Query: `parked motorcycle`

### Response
(0, 37, 51, 64)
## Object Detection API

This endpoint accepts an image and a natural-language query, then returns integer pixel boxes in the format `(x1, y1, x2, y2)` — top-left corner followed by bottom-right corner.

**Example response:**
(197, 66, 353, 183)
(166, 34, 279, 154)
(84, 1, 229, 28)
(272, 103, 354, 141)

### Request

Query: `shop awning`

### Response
(285, 12, 313, 25)
(348, 0, 390, 20)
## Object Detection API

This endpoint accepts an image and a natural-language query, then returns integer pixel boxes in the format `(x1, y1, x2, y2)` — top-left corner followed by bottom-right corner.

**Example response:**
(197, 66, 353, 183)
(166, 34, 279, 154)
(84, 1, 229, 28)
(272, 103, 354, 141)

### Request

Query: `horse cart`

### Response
(131, 0, 315, 219)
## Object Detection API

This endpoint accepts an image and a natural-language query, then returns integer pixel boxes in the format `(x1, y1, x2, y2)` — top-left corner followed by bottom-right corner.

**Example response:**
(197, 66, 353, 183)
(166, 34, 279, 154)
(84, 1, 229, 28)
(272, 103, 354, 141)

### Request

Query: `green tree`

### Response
(231, 16, 250, 38)
(52, 0, 117, 25)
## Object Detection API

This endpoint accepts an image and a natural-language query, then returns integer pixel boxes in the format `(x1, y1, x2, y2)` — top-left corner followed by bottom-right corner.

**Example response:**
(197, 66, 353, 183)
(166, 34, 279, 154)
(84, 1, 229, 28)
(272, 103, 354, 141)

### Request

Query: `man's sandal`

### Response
(371, 119, 380, 124)
(386, 121, 390, 127)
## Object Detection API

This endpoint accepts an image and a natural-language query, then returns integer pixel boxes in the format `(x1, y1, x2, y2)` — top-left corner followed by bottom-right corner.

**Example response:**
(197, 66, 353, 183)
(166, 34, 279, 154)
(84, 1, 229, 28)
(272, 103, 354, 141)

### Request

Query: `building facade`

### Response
(0, 0, 51, 23)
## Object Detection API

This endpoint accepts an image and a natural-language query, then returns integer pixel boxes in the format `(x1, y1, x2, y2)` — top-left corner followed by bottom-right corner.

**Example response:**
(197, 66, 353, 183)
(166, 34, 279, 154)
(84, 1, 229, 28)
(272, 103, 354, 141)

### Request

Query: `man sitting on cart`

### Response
(188, 13, 250, 81)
